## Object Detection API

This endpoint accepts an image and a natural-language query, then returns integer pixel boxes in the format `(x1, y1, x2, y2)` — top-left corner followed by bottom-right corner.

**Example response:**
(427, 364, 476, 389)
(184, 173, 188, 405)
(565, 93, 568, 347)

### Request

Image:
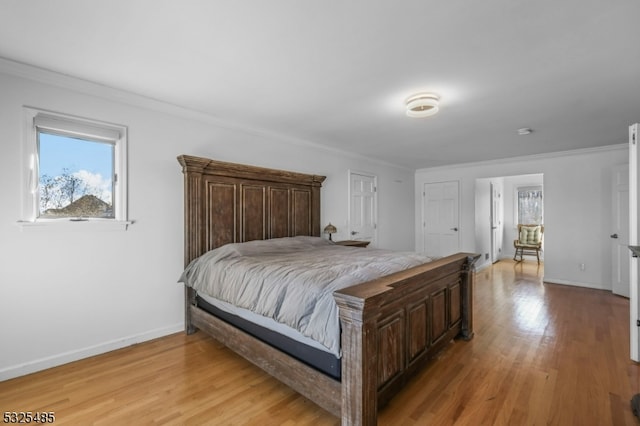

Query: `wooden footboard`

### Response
(185, 252, 478, 425)
(334, 252, 479, 425)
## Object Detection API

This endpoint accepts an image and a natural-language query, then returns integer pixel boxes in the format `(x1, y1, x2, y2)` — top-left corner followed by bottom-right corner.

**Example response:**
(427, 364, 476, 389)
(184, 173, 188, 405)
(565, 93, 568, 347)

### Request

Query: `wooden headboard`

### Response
(177, 155, 326, 266)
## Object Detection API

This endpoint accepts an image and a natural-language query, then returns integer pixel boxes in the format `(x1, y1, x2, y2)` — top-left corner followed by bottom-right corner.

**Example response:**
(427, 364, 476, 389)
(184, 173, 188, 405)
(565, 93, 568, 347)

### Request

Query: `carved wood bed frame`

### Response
(178, 154, 479, 425)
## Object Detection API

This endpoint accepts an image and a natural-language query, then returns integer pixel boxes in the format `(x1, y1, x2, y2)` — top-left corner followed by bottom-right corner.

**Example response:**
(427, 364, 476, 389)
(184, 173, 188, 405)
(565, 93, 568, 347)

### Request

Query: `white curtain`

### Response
(518, 188, 543, 224)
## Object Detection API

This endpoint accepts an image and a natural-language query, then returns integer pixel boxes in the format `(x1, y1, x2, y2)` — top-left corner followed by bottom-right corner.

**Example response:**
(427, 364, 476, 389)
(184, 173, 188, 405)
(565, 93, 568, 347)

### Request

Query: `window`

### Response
(20, 108, 129, 229)
(516, 186, 543, 225)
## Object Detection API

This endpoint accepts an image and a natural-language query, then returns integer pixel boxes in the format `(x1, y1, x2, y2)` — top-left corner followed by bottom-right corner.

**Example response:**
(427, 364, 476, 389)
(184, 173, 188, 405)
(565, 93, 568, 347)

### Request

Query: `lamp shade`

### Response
(324, 223, 337, 234)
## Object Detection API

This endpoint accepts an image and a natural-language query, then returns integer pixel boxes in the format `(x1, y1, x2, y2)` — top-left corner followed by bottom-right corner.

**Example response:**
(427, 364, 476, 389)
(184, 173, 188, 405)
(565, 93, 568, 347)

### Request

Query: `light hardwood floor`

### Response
(1, 260, 639, 425)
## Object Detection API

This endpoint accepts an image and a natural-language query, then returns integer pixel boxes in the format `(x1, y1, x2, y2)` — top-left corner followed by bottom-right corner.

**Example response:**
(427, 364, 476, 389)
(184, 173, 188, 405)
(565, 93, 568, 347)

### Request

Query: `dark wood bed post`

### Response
(179, 157, 206, 334)
(336, 298, 379, 425)
(460, 255, 477, 341)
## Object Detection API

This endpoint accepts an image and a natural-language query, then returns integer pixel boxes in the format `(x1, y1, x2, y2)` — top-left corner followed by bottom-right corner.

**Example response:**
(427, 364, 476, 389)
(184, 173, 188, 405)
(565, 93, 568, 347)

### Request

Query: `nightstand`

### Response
(335, 240, 370, 248)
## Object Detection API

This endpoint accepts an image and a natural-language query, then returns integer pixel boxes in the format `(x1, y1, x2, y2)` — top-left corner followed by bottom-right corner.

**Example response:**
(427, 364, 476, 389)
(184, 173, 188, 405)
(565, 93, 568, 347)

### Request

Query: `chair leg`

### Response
(536, 248, 540, 264)
(514, 247, 521, 262)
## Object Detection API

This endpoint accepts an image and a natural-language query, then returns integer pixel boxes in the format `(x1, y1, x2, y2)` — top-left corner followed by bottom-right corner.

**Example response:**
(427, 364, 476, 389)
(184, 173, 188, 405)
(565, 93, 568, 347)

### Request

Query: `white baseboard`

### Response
(0, 322, 184, 381)
(543, 277, 609, 291)
(475, 261, 492, 272)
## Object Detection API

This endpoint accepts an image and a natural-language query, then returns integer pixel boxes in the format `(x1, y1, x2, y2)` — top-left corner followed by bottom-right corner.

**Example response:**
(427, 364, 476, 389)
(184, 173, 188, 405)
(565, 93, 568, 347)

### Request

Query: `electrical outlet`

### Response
(485, 253, 489, 260)
(579, 263, 586, 271)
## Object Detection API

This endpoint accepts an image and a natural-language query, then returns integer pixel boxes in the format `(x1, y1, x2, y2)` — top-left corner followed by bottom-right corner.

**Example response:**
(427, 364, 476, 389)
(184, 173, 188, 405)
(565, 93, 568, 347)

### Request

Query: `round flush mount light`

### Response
(517, 127, 533, 135)
(405, 93, 440, 118)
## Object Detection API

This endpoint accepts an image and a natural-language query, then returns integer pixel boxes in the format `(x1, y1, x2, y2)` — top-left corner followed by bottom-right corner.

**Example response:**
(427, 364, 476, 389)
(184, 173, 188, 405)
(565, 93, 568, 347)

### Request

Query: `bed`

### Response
(177, 154, 479, 425)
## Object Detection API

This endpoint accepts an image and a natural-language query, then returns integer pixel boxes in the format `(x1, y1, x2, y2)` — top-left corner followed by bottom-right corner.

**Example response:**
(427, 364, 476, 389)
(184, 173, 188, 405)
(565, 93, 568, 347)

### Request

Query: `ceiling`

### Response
(1, 1, 639, 169)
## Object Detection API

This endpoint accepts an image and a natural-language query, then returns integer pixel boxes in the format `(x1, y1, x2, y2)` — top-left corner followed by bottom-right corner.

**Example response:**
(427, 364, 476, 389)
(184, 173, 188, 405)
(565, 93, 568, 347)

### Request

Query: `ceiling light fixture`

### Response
(517, 128, 533, 135)
(406, 93, 440, 118)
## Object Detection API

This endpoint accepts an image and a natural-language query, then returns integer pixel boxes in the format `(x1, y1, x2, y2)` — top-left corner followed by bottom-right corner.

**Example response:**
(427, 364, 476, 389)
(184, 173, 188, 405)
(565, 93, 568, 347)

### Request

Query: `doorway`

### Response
(348, 170, 377, 245)
(611, 164, 630, 298)
(490, 181, 503, 263)
(423, 181, 460, 257)
(475, 174, 544, 270)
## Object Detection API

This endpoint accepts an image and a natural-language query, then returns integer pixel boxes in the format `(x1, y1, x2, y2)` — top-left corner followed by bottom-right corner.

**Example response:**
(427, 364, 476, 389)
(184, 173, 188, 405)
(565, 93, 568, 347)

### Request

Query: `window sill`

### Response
(16, 219, 133, 231)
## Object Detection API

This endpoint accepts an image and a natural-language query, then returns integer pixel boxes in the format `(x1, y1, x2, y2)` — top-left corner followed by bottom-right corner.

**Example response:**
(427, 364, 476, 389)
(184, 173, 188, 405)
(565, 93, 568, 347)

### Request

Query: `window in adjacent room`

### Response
(516, 186, 543, 225)
(21, 108, 129, 228)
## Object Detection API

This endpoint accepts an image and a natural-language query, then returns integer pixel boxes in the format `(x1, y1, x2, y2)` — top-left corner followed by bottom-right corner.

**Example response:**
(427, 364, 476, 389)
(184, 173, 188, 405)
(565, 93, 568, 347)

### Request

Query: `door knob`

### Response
(351, 231, 359, 235)
(451, 227, 458, 231)
(610, 233, 618, 239)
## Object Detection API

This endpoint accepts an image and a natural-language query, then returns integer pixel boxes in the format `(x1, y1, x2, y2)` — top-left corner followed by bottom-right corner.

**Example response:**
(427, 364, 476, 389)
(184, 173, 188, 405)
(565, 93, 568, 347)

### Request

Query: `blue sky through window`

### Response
(39, 133, 113, 178)
(38, 132, 114, 211)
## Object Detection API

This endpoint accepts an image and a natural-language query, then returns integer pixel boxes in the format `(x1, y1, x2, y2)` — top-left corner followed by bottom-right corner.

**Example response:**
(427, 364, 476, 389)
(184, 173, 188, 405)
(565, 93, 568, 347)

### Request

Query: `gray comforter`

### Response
(178, 236, 435, 356)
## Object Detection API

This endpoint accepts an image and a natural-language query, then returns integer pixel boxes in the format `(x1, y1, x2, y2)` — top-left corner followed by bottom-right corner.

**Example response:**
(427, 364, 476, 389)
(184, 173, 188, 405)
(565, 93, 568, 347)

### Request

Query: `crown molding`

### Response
(0, 56, 411, 172)
(0, 56, 254, 131)
(415, 143, 628, 173)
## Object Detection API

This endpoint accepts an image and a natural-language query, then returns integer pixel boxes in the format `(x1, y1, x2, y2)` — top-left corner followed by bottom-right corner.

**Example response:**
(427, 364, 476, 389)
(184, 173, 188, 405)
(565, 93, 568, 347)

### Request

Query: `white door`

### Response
(349, 172, 376, 243)
(490, 182, 502, 263)
(423, 181, 460, 257)
(629, 123, 639, 362)
(612, 164, 630, 297)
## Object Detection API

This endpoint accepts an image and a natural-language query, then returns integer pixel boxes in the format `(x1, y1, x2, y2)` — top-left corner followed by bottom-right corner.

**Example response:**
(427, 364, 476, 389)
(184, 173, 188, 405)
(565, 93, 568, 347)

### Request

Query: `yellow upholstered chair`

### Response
(513, 224, 544, 264)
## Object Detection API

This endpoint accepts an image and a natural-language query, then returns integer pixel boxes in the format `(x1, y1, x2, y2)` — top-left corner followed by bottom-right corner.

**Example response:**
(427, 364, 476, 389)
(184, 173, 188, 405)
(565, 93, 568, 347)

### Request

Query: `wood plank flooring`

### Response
(1, 260, 638, 425)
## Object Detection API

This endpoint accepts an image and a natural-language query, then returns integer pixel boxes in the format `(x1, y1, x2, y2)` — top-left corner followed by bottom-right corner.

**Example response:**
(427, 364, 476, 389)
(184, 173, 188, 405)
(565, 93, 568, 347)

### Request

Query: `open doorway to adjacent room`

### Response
(474, 173, 544, 270)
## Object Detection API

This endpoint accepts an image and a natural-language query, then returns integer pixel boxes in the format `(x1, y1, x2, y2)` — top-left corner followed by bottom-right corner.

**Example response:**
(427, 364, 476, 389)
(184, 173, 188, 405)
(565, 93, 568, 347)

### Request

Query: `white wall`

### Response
(415, 146, 628, 289)
(0, 63, 415, 380)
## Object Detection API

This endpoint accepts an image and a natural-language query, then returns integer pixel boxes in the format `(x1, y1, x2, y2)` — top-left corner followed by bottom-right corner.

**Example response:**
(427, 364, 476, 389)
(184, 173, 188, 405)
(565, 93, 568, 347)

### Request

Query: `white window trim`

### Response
(18, 107, 131, 231)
